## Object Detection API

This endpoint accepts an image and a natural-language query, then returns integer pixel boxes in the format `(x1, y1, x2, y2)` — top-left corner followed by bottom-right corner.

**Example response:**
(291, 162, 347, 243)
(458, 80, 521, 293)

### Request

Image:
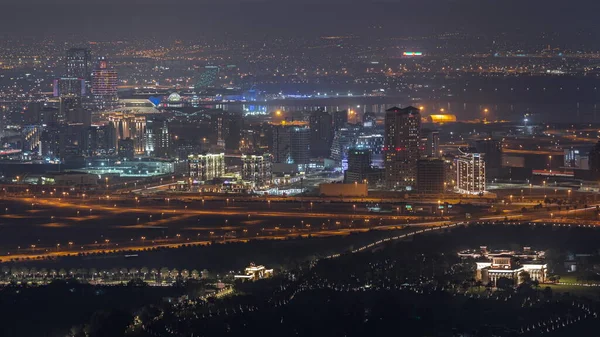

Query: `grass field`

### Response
(545, 283, 600, 298)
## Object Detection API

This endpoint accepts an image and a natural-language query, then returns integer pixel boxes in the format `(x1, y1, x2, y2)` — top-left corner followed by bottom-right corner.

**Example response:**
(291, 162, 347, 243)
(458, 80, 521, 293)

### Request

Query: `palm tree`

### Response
(120, 268, 129, 281)
(181, 269, 190, 279)
(110, 268, 119, 281)
(29, 267, 38, 280)
(19, 267, 29, 280)
(49, 269, 57, 279)
(159, 267, 169, 281)
(1, 266, 9, 280)
(130, 268, 139, 279)
(68, 269, 77, 278)
(58, 269, 67, 278)
(191, 269, 200, 280)
(90, 268, 98, 280)
(170, 268, 179, 280)
(39, 268, 48, 280)
(150, 268, 158, 282)
(140, 267, 149, 280)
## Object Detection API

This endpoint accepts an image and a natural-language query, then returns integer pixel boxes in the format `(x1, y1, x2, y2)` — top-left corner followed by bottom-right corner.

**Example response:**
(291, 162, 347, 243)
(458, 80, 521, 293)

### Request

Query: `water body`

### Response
(237, 76, 600, 123)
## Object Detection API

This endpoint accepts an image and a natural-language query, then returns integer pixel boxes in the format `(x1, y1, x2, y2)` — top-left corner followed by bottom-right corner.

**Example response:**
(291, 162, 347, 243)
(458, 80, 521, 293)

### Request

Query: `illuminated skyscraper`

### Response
(66, 48, 91, 82)
(92, 57, 118, 107)
(195, 66, 220, 90)
(145, 116, 170, 157)
(108, 113, 146, 154)
(384, 106, 421, 190)
(272, 123, 310, 170)
(344, 148, 371, 183)
(456, 148, 486, 195)
(53, 78, 85, 97)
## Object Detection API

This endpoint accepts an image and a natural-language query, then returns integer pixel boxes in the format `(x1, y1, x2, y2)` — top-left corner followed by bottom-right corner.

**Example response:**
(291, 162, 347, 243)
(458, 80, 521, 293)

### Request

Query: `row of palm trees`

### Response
(0, 266, 206, 283)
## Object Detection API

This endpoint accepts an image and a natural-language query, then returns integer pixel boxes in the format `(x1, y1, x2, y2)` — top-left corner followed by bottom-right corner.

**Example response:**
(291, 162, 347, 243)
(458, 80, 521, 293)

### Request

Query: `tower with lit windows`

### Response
(384, 106, 421, 190)
(456, 147, 486, 195)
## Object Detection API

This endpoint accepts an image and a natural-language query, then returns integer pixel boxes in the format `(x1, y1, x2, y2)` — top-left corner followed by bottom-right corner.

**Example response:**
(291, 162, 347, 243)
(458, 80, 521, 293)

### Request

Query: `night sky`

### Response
(0, 0, 598, 42)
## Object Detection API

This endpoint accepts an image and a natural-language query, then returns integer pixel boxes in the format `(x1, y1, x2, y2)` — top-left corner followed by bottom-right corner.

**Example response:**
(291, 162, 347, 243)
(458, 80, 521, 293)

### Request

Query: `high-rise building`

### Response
(145, 116, 170, 157)
(91, 57, 118, 107)
(473, 139, 502, 179)
(456, 148, 486, 195)
(362, 112, 377, 128)
(271, 122, 310, 170)
(384, 106, 421, 190)
(66, 48, 91, 82)
(309, 110, 333, 158)
(188, 153, 225, 181)
(60, 96, 90, 126)
(333, 110, 348, 131)
(417, 158, 445, 194)
(289, 125, 310, 169)
(118, 138, 135, 160)
(589, 142, 600, 180)
(242, 153, 273, 188)
(330, 125, 361, 165)
(423, 130, 440, 158)
(344, 148, 371, 183)
(108, 113, 146, 154)
(195, 66, 220, 89)
(53, 78, 86, 97)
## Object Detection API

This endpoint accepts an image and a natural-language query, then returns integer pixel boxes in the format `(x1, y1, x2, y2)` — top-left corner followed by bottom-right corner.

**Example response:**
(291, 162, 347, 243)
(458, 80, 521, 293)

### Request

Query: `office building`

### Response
(362, 112, 377, 128)
(188, 153, 225, 181)
(91, 57, 118, 107)
(242, 153, 273, 188)
(195, 66, 220, 90)
(473, 139, 502, 178)
(384, 106, 421, 190)
(60, 96, 90, 126)
(589, 141, 600, 180)
(456, 148, 486, 195)
(344, 148, 371, 183)
(330, 125, 361, 164)
(333, 110, 348, 131)
(272, 122, 310, 170)
(53, 78, 85, 97)
(145, 116, 170, 157)
(118, 138, 135, 160)
(66, 48, 91, 82)
(108, 113, 146, 154)
(309, 110, 333, 158)
(423, 130, 439, 158)
(417, 158, 445, 194)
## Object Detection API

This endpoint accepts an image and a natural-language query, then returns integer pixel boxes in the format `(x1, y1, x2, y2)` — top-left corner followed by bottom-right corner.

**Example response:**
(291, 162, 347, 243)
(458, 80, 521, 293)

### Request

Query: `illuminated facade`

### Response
(384, 106, 421, 190)
(65, 48, 91, 82)
(107, 113, 146, 154)
(272, 122, 310, 171)
(242, 153, 273, 188)
(456, 148, 486, 194)
(92, 57, 118, 106)
(234, 264, 273, 281)
(145, 116, 170, 157)
(476, 255, 547, 287)
(188, 153, 225, 181)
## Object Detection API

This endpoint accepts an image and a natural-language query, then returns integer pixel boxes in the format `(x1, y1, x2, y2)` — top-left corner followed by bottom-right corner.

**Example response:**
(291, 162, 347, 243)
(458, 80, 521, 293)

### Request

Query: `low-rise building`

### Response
(475, 255, 547, 286)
